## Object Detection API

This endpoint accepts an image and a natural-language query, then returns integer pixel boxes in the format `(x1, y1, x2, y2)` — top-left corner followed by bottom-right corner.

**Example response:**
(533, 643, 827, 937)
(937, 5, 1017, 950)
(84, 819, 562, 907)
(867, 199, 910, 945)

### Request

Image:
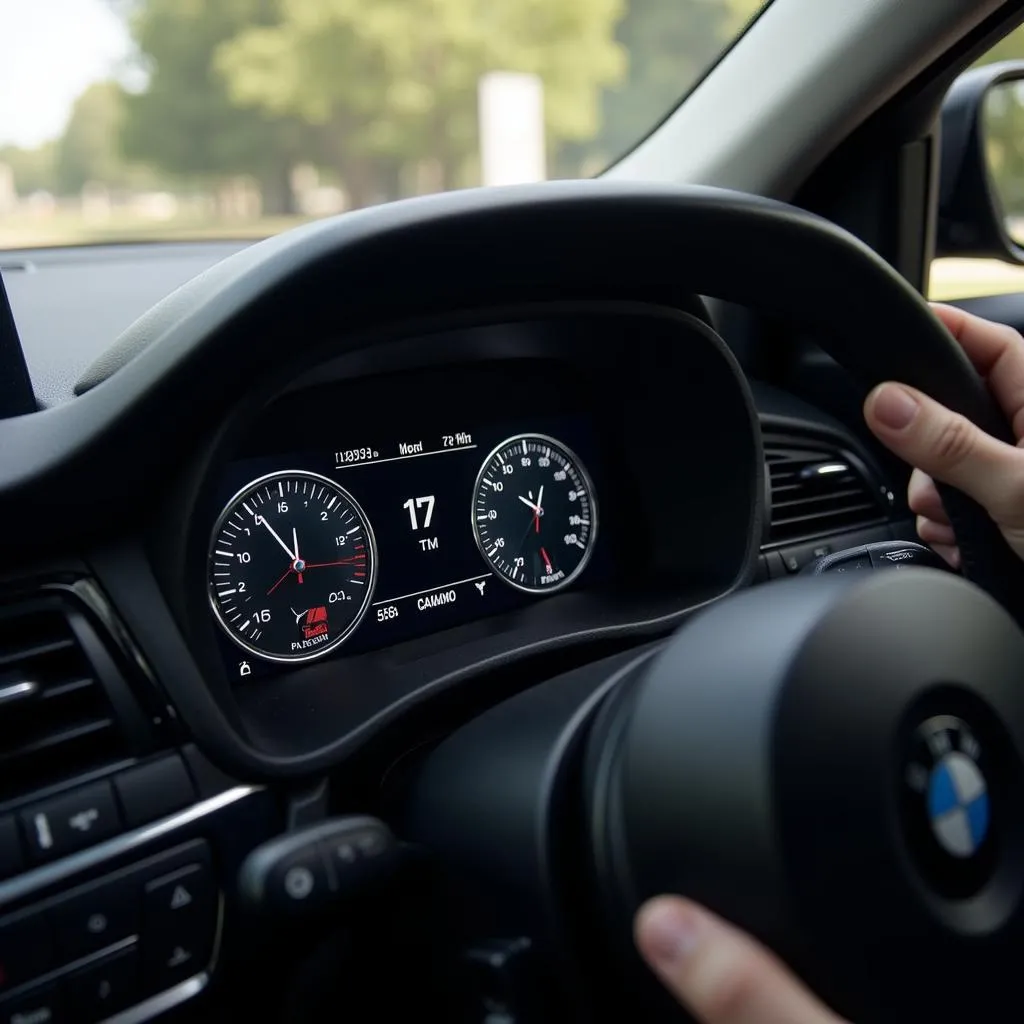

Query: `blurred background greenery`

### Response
(5, 1, 1024, 306)
(0, 0, 763, 246)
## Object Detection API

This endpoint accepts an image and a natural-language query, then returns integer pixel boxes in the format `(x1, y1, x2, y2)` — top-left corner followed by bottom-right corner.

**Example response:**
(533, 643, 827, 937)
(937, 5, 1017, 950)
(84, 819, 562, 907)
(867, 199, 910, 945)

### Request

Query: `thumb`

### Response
(864, 383, 1024, 525)
(635, 897, 844, 1024)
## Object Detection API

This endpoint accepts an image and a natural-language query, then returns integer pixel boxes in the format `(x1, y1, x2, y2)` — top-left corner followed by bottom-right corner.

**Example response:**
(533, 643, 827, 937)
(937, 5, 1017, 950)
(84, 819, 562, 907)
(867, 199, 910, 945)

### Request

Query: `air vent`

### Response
(0, 599, 131, 804)
(764, 433, 889, 546)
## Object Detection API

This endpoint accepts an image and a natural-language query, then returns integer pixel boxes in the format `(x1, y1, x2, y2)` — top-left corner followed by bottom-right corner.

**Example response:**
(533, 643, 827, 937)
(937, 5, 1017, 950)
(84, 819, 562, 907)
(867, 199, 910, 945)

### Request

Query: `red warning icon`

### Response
(301, 606, 329, 640)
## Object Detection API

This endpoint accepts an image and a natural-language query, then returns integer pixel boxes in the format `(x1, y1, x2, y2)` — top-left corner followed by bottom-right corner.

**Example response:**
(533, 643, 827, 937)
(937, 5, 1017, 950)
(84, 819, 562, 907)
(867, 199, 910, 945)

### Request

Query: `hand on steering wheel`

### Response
(634, 304, 1024, 1022)
(635, 897, 846, 1023)
(864, 303, 1024, 570)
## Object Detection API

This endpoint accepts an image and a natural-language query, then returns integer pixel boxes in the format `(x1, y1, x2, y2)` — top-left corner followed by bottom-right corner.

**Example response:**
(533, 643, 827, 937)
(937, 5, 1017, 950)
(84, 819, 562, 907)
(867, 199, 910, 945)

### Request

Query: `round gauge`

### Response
(472, 434, 597, 594)
(208, 471, 377, 663)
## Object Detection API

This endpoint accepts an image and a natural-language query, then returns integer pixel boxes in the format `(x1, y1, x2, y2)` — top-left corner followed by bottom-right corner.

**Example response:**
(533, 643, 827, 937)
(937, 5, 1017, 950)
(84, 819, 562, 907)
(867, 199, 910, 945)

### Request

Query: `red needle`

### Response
(303, 557, 364, 569)
(266, 566, 293, 595)
(533, 511, 540, 533)
(540, 547, 552, 573)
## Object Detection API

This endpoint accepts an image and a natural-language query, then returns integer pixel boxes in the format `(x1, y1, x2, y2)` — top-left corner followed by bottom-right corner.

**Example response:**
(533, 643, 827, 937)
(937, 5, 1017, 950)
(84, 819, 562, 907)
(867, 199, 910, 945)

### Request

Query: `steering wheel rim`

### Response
(69, 181, 1024, 622)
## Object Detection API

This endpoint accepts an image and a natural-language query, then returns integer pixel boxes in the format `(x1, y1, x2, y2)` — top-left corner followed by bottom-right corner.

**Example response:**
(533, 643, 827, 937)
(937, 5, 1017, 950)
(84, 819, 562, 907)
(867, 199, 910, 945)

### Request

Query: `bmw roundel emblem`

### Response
(925, 749, 989, 858)
(902, 715, 997, 894)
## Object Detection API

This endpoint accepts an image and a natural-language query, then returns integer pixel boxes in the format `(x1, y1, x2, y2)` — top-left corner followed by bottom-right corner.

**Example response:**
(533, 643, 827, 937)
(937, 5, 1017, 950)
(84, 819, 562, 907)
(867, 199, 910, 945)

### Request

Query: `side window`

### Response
(930, 25, 1024, 301)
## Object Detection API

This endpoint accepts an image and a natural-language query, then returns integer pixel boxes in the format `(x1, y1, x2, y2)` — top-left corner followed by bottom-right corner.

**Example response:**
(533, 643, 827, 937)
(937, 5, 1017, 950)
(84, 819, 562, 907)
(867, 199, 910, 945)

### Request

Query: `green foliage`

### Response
(215, 0, 626, 194)
(120, 0, 309, 211)
(4, 0, 768, 219)
(54, 82, 127, 193)
(0, 141, 57, 195)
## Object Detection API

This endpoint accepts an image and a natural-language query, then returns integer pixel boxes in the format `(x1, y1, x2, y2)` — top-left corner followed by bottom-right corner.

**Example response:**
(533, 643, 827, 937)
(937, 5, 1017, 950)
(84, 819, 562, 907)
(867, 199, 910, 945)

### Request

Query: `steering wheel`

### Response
(390, 182, 1024, 1022)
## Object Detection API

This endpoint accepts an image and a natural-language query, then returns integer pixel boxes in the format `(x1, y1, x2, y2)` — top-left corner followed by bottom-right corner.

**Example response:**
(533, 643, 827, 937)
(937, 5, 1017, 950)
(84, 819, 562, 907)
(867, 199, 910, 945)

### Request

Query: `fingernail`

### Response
(638, 898, 702, 966)
(872, 384, 919, 430)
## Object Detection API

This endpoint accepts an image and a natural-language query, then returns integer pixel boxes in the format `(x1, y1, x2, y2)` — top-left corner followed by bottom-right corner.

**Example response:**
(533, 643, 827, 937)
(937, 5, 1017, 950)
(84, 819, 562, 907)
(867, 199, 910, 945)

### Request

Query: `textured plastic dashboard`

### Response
(136, 305, 762, 766)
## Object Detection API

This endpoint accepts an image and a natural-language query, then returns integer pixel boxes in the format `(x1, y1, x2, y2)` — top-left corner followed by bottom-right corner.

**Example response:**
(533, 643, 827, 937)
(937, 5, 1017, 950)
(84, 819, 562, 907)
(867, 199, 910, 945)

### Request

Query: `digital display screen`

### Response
(209, 412, 608, 680)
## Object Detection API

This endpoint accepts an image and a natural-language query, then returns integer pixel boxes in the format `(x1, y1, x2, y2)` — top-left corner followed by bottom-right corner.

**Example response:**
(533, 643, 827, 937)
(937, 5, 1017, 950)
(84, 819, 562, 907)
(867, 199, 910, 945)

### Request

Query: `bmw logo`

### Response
(926, 749, 989, 858)
(901, 715, 997, 896)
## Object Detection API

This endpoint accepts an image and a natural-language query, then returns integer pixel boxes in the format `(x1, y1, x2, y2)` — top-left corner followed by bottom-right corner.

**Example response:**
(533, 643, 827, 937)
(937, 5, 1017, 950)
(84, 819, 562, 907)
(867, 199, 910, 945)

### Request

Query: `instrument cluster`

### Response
(205, 363, 610, 680)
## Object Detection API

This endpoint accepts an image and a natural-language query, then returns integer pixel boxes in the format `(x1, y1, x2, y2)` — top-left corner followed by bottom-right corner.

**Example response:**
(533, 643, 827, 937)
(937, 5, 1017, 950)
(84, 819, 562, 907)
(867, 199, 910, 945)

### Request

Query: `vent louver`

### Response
(764, 434, 888, 546)
(0, 599, 130, 804)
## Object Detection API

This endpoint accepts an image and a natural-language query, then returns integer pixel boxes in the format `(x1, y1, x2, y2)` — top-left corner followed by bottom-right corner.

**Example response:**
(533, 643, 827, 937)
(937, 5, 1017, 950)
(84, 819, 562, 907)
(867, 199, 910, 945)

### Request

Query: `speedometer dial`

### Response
(472, 434, 597, 593)
(208, 470, 377, 663)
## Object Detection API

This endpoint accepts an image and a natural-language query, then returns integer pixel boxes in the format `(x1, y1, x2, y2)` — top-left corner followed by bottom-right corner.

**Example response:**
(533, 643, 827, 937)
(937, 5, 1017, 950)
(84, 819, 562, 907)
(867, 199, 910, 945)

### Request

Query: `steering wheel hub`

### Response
(584, 569, 1024, 1019)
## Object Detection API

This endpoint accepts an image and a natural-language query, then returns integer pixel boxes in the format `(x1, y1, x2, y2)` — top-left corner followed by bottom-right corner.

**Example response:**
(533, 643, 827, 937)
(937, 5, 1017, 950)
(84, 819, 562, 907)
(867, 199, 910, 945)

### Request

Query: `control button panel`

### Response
(66, 946, 140, 1022)
(239, 816, 397, 915)
(0, 840, 216, 1020)
(802, 540, 949, 577)
(54, 875, 140, 961)
(143, 863, 216, 990)
(20, 782, 120, 863)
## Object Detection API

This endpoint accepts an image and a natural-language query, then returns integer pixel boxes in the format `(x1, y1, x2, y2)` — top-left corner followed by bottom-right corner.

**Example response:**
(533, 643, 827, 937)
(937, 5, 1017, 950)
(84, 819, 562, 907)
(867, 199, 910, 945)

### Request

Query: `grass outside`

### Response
(0, 208, 315, 249)
(930, 258, 1024, 301)
(4, 209, 1024, 303)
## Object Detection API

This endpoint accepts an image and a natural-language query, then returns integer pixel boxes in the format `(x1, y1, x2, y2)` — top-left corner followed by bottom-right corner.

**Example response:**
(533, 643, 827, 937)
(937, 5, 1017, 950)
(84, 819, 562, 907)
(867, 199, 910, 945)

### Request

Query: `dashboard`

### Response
(0, 184, 922, 1024)
(206, 364, 612, 677)
(134, 305, 763, 763)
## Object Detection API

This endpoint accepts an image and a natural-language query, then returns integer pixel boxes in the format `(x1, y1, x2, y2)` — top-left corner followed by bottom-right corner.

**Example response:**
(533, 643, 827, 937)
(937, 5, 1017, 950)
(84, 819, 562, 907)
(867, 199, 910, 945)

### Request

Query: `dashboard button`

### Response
(266, 847, 332, 911)
(0, 817, 23, 880)
(20, 783, 120, 862)
(114, 756, 196, 829)
(0, 983, 62, 1024)
(142, 864, 216, 992)
(781, 541, 833, 574)
(144, 864, 215, 932)
(867, 541, 945, 571)
(53, 876, 139, 961)
(0, 912, 53, 995)
(318, 822, 397, 896)
(143, 929, 212, 992)
(66, 947, 139, 1023)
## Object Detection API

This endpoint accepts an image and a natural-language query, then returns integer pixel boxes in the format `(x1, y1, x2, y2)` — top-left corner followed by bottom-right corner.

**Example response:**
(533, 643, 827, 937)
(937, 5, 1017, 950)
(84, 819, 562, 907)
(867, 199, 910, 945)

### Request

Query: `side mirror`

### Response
(938, 60, 1024, 264)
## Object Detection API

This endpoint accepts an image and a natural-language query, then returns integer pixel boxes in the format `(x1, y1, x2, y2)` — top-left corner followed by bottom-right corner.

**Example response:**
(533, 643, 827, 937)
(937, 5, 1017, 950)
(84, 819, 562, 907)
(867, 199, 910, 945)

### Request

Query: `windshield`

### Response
(0, 0, 767, 249)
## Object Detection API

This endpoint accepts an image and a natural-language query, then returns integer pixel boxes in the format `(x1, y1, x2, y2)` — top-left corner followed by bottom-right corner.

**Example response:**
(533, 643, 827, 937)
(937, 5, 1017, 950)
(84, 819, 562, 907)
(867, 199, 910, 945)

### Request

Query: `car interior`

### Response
(5, 0, 1024, 1022)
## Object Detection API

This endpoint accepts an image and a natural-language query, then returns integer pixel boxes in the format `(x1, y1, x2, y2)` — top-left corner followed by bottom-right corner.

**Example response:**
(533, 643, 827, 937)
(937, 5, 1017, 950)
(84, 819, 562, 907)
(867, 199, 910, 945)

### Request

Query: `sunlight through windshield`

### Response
(0, 0, 768, 248)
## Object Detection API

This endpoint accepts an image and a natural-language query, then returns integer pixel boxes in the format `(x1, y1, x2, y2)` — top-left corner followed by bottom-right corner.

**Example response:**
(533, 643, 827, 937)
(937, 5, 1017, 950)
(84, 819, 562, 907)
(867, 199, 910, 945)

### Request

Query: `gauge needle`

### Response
(519, 485, 545, 532)
(291, 526, 303, 583)
(540, 547, 553, 574)
(266, 566, 293, 595)
(259, 515, 296, 560)
(303, 557, 364, 569)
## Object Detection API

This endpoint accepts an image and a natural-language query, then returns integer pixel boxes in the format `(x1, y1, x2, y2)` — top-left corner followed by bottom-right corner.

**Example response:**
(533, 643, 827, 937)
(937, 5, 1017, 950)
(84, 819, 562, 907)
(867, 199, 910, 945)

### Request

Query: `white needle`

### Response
(517, 495, 539, 512)
(536, 484, 544, 513)
(259, 515, 296, 560)
(292, 527, 300, 561)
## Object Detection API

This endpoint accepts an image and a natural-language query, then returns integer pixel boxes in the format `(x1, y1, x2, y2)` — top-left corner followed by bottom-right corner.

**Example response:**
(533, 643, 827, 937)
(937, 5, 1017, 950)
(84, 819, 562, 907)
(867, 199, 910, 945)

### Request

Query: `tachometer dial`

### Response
(208, 471, 377, 663)
(472, 434, 596, 593)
